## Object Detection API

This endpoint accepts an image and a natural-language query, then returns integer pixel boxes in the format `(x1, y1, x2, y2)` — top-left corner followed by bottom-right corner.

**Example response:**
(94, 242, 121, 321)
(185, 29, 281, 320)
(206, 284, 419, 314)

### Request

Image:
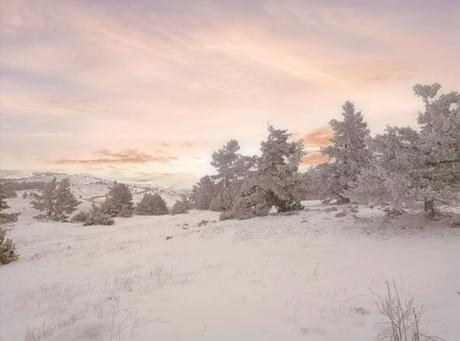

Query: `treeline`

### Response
(28, 179, 189, 226)
(191, 83, 460, 219)
(0, 180, 46, 198)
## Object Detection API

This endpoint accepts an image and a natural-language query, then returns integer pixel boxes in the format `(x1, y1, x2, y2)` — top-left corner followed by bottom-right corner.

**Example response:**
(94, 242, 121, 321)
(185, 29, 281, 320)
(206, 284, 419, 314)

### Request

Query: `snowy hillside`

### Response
(0, 172, 188, 209)
(1, 195, 459, 341)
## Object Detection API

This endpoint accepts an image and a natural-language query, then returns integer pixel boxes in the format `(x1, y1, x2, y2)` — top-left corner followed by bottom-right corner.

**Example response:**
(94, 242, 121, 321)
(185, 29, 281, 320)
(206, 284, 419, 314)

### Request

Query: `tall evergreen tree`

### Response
(209, 140, 243, 211)
(54, 178, 80, 221)
(321, 101, 371, 203)
(223, 126, 304, 219)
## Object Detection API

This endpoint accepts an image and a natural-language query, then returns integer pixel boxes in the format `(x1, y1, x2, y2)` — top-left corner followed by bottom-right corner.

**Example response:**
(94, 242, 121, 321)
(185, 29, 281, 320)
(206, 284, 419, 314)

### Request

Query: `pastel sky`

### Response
(1, 0, 459, 186)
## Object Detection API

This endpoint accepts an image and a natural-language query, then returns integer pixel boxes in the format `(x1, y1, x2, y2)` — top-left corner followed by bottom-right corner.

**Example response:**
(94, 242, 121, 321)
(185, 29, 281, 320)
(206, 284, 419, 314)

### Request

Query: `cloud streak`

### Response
(50, 149, 176, 166)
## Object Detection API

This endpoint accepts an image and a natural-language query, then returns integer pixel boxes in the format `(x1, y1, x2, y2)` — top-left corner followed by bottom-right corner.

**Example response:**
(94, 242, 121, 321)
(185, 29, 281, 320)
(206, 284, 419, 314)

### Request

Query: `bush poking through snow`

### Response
(0, 212, 20, 225)
(0, 227, 19, 265)
(70, 211, 89, 223)
(374, 281, 444, 341)
(83, 204, 114, 226)
(335, 210, 347, 218)
(170, 197, 189, 215)
(135, 193, 168, 215)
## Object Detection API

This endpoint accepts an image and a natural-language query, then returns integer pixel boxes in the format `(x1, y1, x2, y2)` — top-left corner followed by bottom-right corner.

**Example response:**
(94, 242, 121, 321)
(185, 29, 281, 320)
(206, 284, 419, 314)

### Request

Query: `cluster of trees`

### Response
(307, 83, 459, 219)
(191, 126, 305, 219)
(191, 83, 459, 220)
(30, 180, 187, 225)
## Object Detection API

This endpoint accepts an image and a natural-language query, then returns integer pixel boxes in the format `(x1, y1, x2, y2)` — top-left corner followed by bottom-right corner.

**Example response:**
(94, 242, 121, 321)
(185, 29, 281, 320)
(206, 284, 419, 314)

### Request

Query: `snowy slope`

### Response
(1, 196, 459, 341)
(0, 172, 187, 209)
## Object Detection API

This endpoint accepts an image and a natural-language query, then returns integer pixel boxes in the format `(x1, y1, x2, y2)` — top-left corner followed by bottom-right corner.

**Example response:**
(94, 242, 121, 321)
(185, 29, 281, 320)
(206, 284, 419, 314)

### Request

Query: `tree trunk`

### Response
(424, 198, 436, 220)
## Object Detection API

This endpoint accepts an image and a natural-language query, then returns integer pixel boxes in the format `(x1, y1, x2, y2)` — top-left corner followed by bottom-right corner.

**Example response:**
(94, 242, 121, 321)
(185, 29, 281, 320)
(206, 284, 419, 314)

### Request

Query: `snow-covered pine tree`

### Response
(349, 83, 459, 219)
(209, 140, 243, 211)
(321, 101, 371, 203)
(101, 182, 134, 217)
(222, 126, 305, 219)
(54, 178, 80, 221)
(347, 126, 421, 213)
(135, 193, 169, 215)
(413, 83, 460, 218)
(170, 196, 190, 215)
(191, 176, 217, 210)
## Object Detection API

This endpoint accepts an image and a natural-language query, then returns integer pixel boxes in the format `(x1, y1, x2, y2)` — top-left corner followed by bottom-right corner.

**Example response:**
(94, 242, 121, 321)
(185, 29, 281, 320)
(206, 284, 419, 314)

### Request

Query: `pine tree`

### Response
(30, 178, 79, 221)
(347, 126, 420, 212)
(54, 178, 80, 221)
(170, 196, 189, 215)
(321, 101, 371, 203)
(31, 177, 58, 218)
(208, 140, 242, 211)
(191, 176, 217, 210)
(413, 83, 460, 218)
(223, 126, 305, 219)
(348, 83, 460, 218)
(101, 182, 134, 217)
(135, 193, 169, 215)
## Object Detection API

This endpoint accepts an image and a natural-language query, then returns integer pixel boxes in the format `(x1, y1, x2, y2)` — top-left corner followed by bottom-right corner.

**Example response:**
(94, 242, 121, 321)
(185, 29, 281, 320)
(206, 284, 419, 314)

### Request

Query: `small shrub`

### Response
(0, 227, 19, 265)
(0, 212, 20, 225)
(335, 210, 347, 217)
(70, 211, 89, 223)
(83, 204, 114, 226)
(448, 215, 460, 227)
(374, 281, 443, 341)
(198, 219, 208, 227)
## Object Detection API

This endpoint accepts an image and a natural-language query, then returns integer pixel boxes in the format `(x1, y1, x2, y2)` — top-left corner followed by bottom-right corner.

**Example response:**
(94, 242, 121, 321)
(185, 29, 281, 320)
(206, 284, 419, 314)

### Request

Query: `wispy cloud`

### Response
(49, 149, 176, 165)
(302, 152, 329, 166)
(295, 126, 333, 148)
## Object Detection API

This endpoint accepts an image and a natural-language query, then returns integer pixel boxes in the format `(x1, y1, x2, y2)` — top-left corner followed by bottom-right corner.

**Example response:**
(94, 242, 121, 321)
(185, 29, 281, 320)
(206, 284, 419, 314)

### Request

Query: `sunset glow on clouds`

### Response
(1, 0, 459, 185)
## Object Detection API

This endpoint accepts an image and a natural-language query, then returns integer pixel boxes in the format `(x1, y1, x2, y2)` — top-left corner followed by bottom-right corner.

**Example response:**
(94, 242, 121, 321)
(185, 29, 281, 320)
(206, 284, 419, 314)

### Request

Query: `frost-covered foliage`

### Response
(208, 140, 244, 211)
(223, 126, 305, 219)
(0, 227, 19, 265)
(83, 204, 114, 226)
(190, 176, 217, 210)
(101, 182, 134, 217)
(348, 83, 460, 218)
(170, 197, 190, 215)
(320, 101, 371, 203)
(30, 178, 80, 222)
(348, 127, 420, 211)
(135, 193, 168, 215)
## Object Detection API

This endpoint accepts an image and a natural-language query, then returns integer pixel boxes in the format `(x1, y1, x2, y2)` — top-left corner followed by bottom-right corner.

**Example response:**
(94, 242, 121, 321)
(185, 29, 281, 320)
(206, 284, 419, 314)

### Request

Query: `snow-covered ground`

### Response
(1, 196, 460, 341)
